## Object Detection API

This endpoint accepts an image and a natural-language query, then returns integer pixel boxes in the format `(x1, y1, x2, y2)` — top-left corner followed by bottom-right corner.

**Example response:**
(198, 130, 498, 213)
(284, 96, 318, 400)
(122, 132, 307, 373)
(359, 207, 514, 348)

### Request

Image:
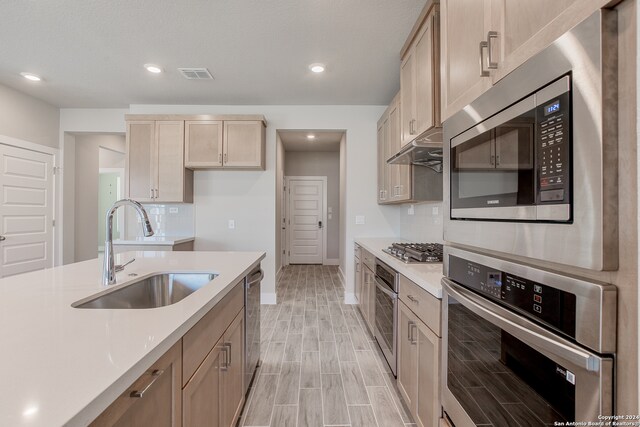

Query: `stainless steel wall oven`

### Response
(441, 246, 616, 426)
(373, 259, 399, 376)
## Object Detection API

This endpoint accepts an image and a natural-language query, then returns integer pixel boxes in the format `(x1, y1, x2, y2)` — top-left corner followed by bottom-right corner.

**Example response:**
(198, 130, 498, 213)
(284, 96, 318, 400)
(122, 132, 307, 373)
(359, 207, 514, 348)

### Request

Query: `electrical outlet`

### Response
(355, 215, 365, 225)
(328, 207, 333, 213)
(169, 207, 179, 214)
(228, 220, 236, 229)
(432, 206, 439, 215)
(408, 204, 415, 215)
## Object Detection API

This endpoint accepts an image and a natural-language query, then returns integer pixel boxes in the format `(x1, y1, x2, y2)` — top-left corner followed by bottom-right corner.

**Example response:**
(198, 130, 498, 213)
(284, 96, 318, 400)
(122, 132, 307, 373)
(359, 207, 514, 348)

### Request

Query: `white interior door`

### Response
(0, 145, 54, 278)
(288, 178, 324, 264)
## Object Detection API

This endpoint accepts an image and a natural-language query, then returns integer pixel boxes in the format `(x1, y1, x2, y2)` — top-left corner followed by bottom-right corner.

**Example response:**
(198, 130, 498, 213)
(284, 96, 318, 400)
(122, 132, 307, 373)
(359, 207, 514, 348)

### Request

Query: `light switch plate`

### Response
(228, 220, 236, 229)
(328, 213, 333, 220)
(432, 206, 439, 215)
(328, 207, 333, 213)
(355, 215, 365, 225)
(408, 205, 415, 215)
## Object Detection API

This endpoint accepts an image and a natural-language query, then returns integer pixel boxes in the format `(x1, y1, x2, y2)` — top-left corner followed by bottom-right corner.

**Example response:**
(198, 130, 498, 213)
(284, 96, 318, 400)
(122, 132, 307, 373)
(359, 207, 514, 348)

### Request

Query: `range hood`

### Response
(387, 129, 443, 173)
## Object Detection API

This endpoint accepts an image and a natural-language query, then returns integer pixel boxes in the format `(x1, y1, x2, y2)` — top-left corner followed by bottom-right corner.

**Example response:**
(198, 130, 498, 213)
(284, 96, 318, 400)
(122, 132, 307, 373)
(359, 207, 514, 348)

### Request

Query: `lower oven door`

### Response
(374, 277, 397, 376)
(441, 278, 613, 426)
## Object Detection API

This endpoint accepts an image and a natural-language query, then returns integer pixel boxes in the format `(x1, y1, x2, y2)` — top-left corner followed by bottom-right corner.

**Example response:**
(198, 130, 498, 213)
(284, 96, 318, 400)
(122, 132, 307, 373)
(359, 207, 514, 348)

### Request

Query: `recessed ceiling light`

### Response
(20, 72, 41, 82)
(307, 134, 316, 140)
(309, 63, 325, 73)
(144, 64, 163, 74)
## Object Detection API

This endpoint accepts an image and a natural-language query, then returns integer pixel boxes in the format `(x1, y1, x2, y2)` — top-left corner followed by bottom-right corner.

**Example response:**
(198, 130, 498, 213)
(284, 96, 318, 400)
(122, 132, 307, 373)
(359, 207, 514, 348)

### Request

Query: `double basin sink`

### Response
(73, 273, 217, 309)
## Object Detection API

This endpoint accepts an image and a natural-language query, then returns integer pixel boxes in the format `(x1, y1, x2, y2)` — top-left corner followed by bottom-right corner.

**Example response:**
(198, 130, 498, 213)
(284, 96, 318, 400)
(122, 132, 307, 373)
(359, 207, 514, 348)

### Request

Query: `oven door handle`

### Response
(441, 278, 600, 372)
(375, 278, 397, 299)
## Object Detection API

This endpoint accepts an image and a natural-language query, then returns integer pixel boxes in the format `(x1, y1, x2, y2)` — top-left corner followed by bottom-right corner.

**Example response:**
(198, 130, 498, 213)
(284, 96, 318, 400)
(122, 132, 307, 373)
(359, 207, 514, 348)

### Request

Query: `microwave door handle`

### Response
(441, 278, 599, 372)
(375, 278, 397, 299)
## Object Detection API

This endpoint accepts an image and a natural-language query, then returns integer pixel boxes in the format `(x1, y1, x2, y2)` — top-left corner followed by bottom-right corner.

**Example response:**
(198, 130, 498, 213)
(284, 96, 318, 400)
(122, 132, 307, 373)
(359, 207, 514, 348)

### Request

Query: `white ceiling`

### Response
(279, 130, 343, 152)
(0, 0, 427, 108)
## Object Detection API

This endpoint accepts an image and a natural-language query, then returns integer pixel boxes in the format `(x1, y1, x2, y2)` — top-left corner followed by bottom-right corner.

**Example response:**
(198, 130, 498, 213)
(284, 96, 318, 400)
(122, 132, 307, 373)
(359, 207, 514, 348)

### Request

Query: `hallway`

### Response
(241, 265, 415, 427)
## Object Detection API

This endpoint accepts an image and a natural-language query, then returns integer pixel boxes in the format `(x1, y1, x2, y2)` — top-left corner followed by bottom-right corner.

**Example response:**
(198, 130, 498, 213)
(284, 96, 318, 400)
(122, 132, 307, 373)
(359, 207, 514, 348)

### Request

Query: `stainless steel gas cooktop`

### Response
(382, 242, 443, 263)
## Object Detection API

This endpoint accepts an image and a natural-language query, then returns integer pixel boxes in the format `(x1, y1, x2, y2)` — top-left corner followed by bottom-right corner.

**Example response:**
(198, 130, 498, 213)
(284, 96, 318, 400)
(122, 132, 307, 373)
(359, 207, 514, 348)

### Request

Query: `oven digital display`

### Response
(544, 100, 560, 116)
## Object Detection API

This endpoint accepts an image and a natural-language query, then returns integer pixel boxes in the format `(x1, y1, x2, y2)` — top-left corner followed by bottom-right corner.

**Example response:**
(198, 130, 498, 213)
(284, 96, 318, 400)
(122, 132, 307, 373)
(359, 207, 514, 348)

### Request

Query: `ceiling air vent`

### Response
(178, 68, 214, 80)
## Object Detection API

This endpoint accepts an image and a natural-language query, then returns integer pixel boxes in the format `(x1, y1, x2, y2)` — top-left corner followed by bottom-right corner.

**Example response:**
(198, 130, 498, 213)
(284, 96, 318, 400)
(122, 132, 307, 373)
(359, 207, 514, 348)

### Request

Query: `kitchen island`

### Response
(0, 250, 264, 427)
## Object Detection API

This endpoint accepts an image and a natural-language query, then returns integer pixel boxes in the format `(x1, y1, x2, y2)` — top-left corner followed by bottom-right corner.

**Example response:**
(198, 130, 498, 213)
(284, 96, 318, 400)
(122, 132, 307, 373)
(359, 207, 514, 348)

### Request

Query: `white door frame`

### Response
(284, 176, 328, 265)
(0, 135, 59, 267)
(98, 167, 126, 251)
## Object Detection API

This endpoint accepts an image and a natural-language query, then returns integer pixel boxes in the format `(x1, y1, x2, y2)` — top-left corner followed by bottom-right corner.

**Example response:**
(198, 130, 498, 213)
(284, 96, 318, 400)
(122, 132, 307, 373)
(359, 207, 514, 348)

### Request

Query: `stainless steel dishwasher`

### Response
(244, 265, 263, 394)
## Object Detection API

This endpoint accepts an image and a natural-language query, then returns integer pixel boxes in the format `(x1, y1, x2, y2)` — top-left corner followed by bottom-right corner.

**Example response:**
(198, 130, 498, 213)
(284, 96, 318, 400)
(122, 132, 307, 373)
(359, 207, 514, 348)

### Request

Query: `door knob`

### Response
(0, 236, 5, 241)
(318, 221, 323, 229)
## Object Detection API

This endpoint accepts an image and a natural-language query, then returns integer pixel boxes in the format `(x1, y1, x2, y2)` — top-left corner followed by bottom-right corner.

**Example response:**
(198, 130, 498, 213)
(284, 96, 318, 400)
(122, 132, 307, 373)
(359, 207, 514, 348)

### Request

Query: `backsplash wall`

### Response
(124, 203, 195, 238)
(397, 202, 444, 243)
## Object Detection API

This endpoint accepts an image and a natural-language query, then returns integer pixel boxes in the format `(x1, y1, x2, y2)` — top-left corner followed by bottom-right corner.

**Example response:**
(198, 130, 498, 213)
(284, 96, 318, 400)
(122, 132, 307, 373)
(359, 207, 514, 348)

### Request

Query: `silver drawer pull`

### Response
(407, 295, 418, 304)
(130, 369, 164, 398)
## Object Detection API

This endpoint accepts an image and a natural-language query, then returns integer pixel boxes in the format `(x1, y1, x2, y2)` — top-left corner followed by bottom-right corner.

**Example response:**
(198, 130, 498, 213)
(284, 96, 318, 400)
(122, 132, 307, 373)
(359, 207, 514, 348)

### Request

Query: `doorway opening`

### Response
(276, 130, 346, 270)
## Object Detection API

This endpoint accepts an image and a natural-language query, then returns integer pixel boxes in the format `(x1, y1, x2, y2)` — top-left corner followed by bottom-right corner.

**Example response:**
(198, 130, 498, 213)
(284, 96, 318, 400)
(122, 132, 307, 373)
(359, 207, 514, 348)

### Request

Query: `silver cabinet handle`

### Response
(220, 345, 230, 371)
(407, 295, 418, 304)
(224, 153, 228, 163)
(407, 320, 414, 341)
(479, 40, 489, 77)
(150, 189, 154, 199)
(0, 236, 5, 242)
(225, 343, 232, 367)
(130, 369, 164, 398)
(218, 153, 222, 164)
(487, 31, 499, 69)
(410, 323, 418, 345)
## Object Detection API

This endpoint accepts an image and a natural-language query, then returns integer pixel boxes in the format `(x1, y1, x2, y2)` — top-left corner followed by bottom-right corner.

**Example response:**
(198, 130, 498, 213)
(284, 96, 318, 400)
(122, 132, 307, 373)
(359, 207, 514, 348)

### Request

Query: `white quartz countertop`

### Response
(0, 250, 265, 427)
(355, 237, 444, 299)
(112, 235, 195, 245)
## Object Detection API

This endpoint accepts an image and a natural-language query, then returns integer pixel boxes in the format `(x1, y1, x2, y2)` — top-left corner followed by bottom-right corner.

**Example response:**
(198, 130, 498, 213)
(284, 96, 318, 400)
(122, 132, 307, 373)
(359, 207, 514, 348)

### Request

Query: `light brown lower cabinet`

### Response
(397, 300, 441, 427)
(90, 342, 182, 427)
(92, 278, 249, 427)
(183, 309, 245, 427)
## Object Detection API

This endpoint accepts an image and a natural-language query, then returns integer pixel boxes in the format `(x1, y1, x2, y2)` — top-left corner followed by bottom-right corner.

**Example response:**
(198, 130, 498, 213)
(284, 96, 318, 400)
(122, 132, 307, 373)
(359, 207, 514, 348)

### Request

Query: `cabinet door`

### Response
(382, 115, 392, 201)
(414, 11, 436, 135)
(377, 122, 388, 203)
(91, 342, 182, 427)
(397, 301, 418, 415)
(223, 121, 265, 169)
(366, 267, 376, 331)
(156, 121, 186, 202)
(415, 319, 441, 427)
(185, 121, 223, 168)
(400, 52, 415, 146)
(390, 99, 411, 202)
(441, 0, 492, 121)
(126, 121, 155, 202)
(183, 340, 225, 427)
(222, 310, 245, 427)
(354, 257, 362, 304)
(491, 0, 580, 83)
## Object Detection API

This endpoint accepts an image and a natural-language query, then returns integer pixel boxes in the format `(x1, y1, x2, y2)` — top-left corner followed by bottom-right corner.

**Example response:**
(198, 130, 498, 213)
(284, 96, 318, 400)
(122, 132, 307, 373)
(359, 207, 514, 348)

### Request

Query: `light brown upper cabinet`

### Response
(184, 119, 266, 170)
(377, 93, 414, 205)
(440, 0, 493, 121)
(441, 0, 604, 120)
(400, 4, 440, 146)
(126, 120, 193, 203)
(185, 120, 223, 168)
(223, 121, 265, 169)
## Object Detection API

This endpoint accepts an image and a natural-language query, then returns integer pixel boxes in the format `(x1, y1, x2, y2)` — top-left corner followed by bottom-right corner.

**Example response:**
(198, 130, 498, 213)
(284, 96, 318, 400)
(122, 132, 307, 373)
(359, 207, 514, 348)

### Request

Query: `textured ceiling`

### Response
(279, 130, 343, 152)
(0, 0, 426, 108)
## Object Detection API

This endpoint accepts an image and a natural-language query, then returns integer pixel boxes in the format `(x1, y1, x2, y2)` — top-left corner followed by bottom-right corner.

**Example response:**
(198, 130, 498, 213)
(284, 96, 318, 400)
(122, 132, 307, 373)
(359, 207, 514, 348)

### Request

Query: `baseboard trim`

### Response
(324, 258, 339, 266)
(337, 266, 346, 288)
(344, 292, 357, 304)
(261, 292, 277, 305)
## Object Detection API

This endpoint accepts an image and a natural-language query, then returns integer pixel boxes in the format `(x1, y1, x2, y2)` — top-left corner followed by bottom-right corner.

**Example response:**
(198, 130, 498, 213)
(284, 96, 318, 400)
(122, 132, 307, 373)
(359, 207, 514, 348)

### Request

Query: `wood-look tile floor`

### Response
(240, 265, 415, 427)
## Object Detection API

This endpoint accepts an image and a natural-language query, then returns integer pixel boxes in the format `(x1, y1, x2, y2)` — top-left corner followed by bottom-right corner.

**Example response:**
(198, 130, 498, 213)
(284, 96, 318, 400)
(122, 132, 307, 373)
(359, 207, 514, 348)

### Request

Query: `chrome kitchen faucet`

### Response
(102, 199, 154, 286)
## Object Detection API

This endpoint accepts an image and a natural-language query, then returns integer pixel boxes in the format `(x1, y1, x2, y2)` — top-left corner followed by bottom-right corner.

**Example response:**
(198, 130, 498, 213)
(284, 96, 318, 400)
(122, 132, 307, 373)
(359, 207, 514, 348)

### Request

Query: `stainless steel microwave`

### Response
(444, 10, 618, 271)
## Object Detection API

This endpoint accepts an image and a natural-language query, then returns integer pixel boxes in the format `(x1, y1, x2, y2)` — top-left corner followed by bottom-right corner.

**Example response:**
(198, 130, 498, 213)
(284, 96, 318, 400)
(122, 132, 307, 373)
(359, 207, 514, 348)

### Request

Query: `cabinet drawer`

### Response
(361, 249, 375, 272)
(182, 281, 243, 386)
(398, 274, 441, 336)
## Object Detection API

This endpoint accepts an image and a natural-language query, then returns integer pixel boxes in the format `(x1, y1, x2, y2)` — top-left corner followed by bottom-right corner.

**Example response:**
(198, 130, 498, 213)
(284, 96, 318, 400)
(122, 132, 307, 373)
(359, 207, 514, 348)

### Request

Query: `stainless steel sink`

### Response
(73, 273, 217, 309)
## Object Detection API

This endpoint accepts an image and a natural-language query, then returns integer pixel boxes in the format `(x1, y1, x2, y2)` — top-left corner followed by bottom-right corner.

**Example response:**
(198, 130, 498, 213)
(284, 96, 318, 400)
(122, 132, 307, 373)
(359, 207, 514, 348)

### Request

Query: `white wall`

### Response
(68, 133, 126, 262)
(0, 83, 59, 148)
(339, 134, 347, 280)
(128, 104, 397, 303)
(285, 150, 341, 261)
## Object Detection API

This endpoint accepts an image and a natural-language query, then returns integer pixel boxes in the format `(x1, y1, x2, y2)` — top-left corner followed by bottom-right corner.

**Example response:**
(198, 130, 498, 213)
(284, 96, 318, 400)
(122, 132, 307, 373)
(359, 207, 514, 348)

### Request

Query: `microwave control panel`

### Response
(536, 90, 571, 205)
(448, 255, 576, 339)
